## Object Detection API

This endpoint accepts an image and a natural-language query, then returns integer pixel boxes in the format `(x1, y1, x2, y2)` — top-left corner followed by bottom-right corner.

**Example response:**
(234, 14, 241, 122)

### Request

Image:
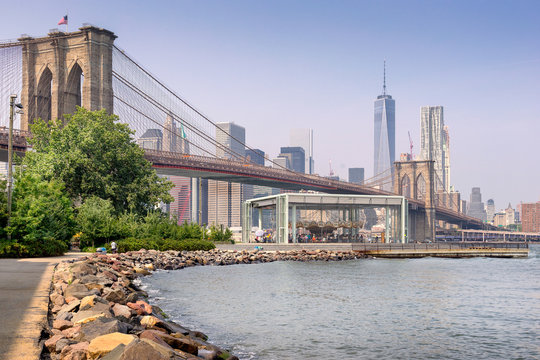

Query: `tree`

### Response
(24, 108, 173, 215)
(76, 196, 116, 248)
(9, 173, 75, 255)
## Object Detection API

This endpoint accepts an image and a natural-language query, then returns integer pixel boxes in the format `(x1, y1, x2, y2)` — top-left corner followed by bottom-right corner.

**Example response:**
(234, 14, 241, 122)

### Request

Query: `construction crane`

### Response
(329, 160, 334, 176)
(408, 131, 414, 160)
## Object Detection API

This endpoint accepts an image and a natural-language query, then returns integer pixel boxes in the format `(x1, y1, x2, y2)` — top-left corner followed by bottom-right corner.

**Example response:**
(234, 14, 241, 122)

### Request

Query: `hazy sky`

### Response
(1, 0, 539, 210)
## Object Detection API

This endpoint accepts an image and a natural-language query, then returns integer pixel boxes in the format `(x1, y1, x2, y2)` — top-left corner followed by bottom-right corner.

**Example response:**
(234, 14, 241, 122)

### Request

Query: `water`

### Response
(141, 245, 540, 359)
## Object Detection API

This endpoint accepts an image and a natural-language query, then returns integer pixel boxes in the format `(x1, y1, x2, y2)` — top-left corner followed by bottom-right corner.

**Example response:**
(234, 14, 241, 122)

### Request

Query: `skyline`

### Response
(1, 0, 539, 209)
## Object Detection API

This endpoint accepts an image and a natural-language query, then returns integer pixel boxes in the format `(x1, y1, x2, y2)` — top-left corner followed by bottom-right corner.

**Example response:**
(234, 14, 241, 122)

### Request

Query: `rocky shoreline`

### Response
(42, 248, 364, 359)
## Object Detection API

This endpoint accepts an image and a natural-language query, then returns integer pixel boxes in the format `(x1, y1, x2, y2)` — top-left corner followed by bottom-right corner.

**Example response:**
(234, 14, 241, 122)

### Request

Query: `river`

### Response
(141, 244, 540, 359)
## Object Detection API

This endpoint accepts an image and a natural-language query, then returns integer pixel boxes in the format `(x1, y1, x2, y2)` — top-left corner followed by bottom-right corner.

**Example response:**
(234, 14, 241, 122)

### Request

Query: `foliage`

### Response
(207, 224, 234, 243)
(8, 173, 75, 254)
(25, 108, 173, 215)
(76, 196, 117, 248)
(0, 178, 8, 240)
(116, 237, 215, 253)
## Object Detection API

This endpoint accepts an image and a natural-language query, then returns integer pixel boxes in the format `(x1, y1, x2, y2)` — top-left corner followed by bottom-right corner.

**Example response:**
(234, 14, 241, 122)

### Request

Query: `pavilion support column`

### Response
(292, 205, 297, 244)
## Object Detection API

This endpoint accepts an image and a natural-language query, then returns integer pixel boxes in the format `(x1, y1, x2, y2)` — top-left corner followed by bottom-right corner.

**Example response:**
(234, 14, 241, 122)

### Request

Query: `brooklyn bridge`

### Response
(0, 26, 502, 242)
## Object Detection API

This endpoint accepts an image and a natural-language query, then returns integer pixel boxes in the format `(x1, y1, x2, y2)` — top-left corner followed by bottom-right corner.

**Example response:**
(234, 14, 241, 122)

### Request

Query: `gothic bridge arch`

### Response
(18, 26, 116, 130)
(394, 160, 436, 241)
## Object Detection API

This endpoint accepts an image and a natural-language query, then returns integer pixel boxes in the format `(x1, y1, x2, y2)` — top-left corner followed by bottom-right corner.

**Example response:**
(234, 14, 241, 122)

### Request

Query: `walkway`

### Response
(0, 253, 85, 360)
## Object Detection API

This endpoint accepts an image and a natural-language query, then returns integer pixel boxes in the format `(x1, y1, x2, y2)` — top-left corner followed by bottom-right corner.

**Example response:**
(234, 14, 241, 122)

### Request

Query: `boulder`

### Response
(80, 295, 97, 311)
(72, 310, 107, 325)
(62, 325, 82, 339)
(139, 330, 172, 349)
(59, 341, 89, 360)
(87, 332, 136, 359)
(64, 284, 97, 300)
(118, 339, 169, 360)
(55, 338, 71, 353)
(57, 311, 74, 322)
(104, 289, 126, 303)
(44, 334, 65, 352)
(71, 262, 97, 277)
(58, 299, 81, 315)
(50, 293, 66, 307)
(148, 330, 198, 355)
(111, 304, 132, 319)
(53, 319, 74, 330)
(78, 317, 129, 342)
(140, 315, 162, 329)
(100, 344, 125, 360)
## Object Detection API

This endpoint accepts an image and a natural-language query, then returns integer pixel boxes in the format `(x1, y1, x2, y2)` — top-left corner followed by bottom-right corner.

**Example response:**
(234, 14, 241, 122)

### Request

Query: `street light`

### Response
(7, 95, 23, 240)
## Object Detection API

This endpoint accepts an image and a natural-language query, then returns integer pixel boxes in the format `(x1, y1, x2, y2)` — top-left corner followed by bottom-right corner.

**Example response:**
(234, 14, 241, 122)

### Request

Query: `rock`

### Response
(104, 289, 126, 303)
(57, 311, 74, 322)
(58, 299, 81, 315)
(139, 330, 172, 349)
(78, 317, 129, 342)
(71, 262, 97, 277)
(197, 348, 220, 360)
(55, 338, 71, 352)
(149, 331, 198, 355)
(59, 341, 89, 360)
(126, 301, 151, 315)
(79, 274, 113, 286)
(65, 296, 79, 304)
(53, 319, 74, 330)
(140, 315, 162, 328)
(64, 284, 97, 300)
(72, 310, 107, 325)
(87, 332, 136, 359)
(100, 344, 126, 360)
(133, 267, 150, 276)
(51, 293, 66, 307)
(80, 295, 97, 311)
(124, 292, 139, 303)
(119, 339, 169, 360)
(112, 304, 132, 318)
(44, 334, 65, 352)
(143, 263, 154, 271)
(62, 325, 82, 339)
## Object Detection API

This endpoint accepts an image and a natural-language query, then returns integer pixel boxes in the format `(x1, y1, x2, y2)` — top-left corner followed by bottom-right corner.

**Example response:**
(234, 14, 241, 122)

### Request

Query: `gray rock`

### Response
(100, 343, 126, 360)
(55, 338, 71, 353)
(64, 283, 97, 299)
(77, 317, 129, 342)
(56, 311, 73, 322)
(57, 299, 81, 315)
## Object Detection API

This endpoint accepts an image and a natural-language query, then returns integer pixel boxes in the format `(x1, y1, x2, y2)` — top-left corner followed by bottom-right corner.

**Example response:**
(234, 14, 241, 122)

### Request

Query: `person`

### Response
(111, 241, 117, 254)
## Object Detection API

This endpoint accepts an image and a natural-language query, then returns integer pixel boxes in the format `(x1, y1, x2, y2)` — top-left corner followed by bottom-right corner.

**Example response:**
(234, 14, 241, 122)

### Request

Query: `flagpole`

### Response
(66, 10, 69, 32)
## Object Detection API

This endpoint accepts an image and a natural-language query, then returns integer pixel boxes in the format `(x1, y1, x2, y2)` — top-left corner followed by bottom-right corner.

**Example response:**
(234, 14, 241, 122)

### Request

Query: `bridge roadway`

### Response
(0, 131, 486, 229)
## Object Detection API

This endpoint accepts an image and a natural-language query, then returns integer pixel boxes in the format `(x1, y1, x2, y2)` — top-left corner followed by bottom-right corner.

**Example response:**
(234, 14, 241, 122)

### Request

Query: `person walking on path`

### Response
(111, 241, 117, 254)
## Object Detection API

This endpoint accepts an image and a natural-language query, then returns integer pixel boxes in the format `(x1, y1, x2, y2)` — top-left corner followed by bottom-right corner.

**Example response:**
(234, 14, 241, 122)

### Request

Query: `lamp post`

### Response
(7, 95, 22, 240)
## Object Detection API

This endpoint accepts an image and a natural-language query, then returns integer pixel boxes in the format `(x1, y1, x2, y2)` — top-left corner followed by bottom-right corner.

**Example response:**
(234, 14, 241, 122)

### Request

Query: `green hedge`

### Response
(0, 239, 67, 258)
(116, 238, 215, 253)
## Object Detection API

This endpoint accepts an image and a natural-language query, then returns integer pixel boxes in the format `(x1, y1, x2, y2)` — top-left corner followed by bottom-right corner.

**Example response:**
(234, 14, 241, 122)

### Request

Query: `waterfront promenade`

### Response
(0, 253, 84, 360)
(217, 242, 530, 258)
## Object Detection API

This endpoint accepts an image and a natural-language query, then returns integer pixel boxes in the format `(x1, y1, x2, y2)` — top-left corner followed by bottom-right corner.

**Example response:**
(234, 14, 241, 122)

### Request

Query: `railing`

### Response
(352, 242, 529, 252)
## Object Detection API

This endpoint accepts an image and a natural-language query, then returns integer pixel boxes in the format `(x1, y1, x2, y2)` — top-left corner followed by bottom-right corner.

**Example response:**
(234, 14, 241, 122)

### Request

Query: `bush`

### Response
(116, 238, 215, 253)
(76, 197, 116, 248)
(0, 239, 67, 258)
(208, 224, 234, 243)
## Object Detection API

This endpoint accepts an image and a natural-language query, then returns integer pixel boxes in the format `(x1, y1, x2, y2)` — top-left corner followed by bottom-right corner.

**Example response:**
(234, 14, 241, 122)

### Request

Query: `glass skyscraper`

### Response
(373, 66, 395, 191)
(420, 106, 446, 191)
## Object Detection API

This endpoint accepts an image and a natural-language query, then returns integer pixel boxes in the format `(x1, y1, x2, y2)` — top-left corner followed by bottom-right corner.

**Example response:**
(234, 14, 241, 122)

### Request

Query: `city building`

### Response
(521, 201, 540, 233)
(272, 156, 290, 170)
(505, 203, 515, 226)
(400, 153, 412, 161)
(136, 128, 162, 150)
(163, 114, 189, 153)
(290, 128, 314, 174)
(420, 106, 446, 191)
(443, 125, 451, 192)
(245, 149, 265, 166)
(486, 199, 495, 223)
(209, 122, 247, 228)
(348, 168, 365, 185)
(467, 187, 487, 221)
(279, 147, 305, 173)
(216, 122, 245, 160)
(373, 62, 395, 191)
(493, 212, 506, 227)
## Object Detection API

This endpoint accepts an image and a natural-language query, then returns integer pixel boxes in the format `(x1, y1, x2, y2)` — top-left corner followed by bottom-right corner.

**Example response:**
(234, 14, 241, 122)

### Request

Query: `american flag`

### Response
(58, 15, 68, 26)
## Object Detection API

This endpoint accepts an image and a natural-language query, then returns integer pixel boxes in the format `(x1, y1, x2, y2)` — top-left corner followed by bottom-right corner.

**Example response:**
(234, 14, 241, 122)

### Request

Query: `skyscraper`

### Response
(216, 122, 245, 160)
(467, 187, 487, 221)
(290, 128, 314, 174)
(486, 199, 495, 222)
(443, 125, 450, 192)
(373, 62, 395, 191)
(209, 122, 247, 228)
(348, 168, 365, 185)
(420, 106, 446, 191)
(279, 146, 305, 173)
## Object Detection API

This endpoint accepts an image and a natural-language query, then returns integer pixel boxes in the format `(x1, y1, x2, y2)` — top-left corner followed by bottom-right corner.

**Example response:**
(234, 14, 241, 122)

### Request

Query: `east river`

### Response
(141, 244, 540, 359)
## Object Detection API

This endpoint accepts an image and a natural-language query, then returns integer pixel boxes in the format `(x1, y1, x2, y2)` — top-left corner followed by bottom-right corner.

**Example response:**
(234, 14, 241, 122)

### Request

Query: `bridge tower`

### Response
(394, 160, 436, 241)
(18, 26, 116, 130)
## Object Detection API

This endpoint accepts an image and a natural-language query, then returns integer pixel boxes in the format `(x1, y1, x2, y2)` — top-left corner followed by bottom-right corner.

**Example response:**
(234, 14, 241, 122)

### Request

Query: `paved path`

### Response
(0, 253, 85, 360)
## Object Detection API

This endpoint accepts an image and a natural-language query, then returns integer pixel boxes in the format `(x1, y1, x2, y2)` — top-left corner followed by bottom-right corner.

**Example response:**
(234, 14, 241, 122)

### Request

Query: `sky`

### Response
(1, 0, 539, 211)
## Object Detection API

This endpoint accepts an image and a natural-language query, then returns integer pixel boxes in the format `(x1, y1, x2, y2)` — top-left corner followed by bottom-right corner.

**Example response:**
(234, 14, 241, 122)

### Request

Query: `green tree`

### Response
(208, 224, 234, 243)
(76, 196, 116, 248)
(0, 178, 8, 241)
(24, 108, 173, 215)
(9, 173, 75, 255)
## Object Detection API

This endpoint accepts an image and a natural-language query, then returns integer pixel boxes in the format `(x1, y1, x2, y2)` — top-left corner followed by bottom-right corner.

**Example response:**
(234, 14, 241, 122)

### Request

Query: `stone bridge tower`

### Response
(18, 26, 116, 130)
(394, 160, 436, 241)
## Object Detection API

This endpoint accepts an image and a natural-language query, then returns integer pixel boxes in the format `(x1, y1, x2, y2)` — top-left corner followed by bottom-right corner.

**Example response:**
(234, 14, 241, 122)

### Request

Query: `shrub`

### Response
(76, 196, 116, 248)
(0, 239, 67, 258)
(116, 237, 215, 253)
(208, 224, 234, 243)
